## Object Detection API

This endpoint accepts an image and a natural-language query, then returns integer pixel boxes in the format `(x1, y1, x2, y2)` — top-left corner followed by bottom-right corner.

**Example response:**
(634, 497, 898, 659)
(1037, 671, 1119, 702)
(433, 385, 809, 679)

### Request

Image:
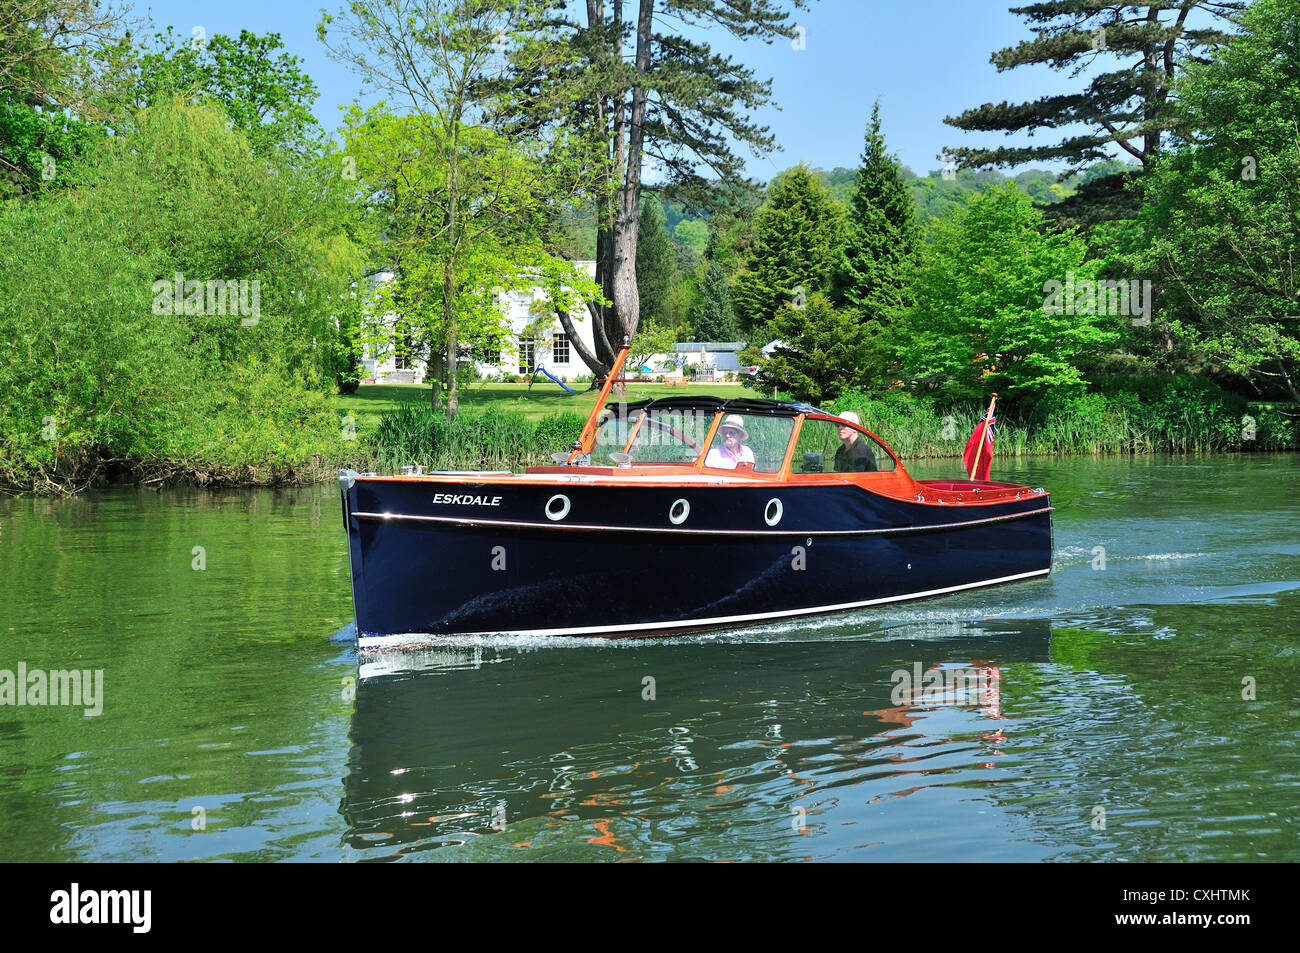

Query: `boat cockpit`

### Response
(580, 397, 899, 477)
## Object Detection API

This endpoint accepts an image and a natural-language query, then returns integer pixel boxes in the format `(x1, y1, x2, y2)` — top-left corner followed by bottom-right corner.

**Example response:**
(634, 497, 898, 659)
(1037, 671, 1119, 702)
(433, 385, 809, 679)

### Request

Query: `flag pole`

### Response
(967, 392, 998, 480)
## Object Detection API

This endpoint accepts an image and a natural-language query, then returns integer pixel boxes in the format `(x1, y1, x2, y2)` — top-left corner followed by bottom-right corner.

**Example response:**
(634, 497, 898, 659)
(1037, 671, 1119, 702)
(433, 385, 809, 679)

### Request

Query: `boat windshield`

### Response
(702, 414, 795, 473)
(790, 417, 896, 473)
(593, 408, 714, 464)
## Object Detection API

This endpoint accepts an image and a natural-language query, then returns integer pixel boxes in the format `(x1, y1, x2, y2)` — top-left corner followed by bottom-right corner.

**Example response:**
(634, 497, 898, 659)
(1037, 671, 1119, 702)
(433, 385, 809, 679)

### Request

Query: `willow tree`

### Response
(491, 0, 812, 378)
(944, 2, 1244, 174)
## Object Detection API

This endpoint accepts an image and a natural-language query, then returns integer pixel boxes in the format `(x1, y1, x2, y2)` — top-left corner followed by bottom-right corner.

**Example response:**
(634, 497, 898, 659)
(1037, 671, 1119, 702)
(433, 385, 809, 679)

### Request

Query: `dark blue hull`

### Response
(340, 476, 1052, 644)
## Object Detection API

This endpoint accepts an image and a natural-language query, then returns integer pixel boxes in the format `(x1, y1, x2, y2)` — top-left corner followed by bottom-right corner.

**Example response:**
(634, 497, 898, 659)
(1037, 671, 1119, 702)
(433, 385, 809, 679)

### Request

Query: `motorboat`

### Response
(339, 347, 1052, 646)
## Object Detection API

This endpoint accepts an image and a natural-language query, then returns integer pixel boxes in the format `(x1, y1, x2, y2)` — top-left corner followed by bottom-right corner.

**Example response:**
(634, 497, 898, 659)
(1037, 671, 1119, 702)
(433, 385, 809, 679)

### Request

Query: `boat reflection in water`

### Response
(339, 620, 1053, 860)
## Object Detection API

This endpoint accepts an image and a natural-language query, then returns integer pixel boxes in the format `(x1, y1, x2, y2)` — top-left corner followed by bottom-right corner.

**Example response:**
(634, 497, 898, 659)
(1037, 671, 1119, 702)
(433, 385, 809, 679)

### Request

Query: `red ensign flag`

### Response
(962, 411, 996, 481)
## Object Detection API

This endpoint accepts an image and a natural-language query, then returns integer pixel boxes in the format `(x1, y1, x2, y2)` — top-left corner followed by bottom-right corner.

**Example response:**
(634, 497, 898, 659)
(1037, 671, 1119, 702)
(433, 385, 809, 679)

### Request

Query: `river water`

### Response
(2, 454, 1296, 861)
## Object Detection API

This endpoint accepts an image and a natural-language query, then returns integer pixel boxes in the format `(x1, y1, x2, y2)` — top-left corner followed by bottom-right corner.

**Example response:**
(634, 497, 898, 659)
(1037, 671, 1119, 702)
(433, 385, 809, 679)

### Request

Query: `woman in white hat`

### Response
(704, 414, 756, 469)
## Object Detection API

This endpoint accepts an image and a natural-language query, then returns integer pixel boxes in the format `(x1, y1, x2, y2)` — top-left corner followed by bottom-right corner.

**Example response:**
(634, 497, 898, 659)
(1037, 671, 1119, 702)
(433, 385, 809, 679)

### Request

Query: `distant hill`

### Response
(654, 159, 1138, 244)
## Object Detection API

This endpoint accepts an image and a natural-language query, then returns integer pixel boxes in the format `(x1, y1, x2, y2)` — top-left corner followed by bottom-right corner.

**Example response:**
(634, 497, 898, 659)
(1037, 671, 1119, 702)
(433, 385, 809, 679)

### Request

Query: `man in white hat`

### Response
(704, 414, 756, 469)
(834, 411, 877, 472)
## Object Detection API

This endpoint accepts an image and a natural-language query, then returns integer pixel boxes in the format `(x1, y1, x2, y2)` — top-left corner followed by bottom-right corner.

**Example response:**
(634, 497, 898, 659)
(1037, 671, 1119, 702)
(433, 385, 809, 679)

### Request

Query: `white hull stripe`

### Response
(349, 506, 1052, 538)
(356, 567, 1052, 646)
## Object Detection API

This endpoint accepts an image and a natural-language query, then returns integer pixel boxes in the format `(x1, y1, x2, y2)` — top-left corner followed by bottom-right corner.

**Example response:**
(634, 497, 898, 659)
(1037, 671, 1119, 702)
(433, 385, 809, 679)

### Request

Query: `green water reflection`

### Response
(0, 455, 1296, 861)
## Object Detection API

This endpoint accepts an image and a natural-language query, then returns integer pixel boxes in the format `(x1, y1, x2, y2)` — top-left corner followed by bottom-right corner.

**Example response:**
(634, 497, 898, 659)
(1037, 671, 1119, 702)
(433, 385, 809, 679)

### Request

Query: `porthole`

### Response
(669, 498, 690, 525)
(545, 494, 571, 521)
(764, 498, 783, 526)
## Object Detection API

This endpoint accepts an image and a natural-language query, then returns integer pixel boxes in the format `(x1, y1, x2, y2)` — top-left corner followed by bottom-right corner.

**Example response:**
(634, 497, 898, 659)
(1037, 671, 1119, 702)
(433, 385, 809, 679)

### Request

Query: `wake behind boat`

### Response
(339, 347, 1052, 646)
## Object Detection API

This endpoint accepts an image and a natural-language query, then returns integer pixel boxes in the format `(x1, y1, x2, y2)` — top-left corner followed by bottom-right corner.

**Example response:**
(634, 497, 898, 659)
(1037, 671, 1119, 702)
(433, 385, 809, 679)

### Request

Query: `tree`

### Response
(491, 0, 811, 379)
(832, 102, 919, 320)
(1137, 0, 1300, 400)
(689, 260, 739, 342)
(320, 0, 595, 416)
(0, 98, 362, 489)
(341, 103, 594, 405)
(893, 184, 1118, 401)
(757, 294, 873, 405)
(672, 218, 708, 272)
(944, 2, 1243, 173)
(0, 0, 131, 195)
(733, 164, 843, 334)
(635, 194, 673, 326)
(0, 0, 131, 113)
(699, 179, 764, 277)
(123, 28, 320, 155)
(630, 320, 675, 373)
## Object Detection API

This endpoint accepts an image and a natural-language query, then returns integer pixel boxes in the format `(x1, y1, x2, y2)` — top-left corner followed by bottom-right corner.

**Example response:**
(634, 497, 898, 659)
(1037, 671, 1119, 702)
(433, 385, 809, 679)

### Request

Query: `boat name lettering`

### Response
(431, 493, 503, 506)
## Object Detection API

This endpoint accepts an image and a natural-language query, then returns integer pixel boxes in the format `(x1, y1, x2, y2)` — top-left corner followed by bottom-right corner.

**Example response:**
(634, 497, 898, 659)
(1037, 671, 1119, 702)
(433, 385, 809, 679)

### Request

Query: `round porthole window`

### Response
(545, 494, 571, 521)
(669, 498, 690, 525)
(764, 498, 783, 526)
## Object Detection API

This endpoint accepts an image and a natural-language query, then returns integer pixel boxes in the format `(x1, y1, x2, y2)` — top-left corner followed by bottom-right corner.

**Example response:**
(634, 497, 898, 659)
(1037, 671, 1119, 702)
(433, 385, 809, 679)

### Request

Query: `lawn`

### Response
(335, 380, 752, 435)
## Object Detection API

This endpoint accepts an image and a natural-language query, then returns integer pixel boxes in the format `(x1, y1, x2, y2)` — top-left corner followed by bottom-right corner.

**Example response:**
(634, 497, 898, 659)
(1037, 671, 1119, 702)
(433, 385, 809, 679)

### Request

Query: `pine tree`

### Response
(758, 294, 874, 405)
(488, 0, 807, 378)
(689, 260, 739, 342)
(733, 165, 844, 335)
(944, 2, 1243, 173)
(636, 194, 674, 327)
(832, 102, 919, 320)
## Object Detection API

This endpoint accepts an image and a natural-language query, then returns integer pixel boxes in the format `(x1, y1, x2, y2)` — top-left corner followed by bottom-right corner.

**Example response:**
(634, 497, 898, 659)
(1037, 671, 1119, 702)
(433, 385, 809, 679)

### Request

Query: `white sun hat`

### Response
(719, 414, 748, 440)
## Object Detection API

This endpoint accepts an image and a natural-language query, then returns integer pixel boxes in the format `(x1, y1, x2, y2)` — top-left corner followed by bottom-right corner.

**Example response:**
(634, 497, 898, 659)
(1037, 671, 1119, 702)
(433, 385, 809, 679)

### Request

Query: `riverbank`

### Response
(5, 380, 1295, 494)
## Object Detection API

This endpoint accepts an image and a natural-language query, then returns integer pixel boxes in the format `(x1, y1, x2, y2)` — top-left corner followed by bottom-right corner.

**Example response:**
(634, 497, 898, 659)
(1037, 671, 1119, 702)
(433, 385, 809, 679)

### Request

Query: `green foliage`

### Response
(831, 103, 919, 319)
(123, 28, 321, 155)
(829, 382, 1293, 459)
(636, 195, 674, 326)
(733, 165, 844, 332)
(689, 260, 739, 342)
(0, 97, 99, 197)
(757, 294, 881, 405)
(893, 183, 1119, 401)
(0, 99, 362, 491)
(1136, 0, 1300, 401)
(672, 219, 709, 272)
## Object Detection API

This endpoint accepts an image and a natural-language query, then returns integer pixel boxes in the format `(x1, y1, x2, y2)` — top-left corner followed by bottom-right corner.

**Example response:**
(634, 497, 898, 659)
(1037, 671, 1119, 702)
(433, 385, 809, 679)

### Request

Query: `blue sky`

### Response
(132, 0, 1129, 179)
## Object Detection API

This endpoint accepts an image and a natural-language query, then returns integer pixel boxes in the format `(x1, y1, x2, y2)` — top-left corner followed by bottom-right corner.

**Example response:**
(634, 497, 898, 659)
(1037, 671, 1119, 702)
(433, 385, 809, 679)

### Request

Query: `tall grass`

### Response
(369, 382, 1296, 475)
(372, 405, 586, 472)
(832, 381, 1296, 458)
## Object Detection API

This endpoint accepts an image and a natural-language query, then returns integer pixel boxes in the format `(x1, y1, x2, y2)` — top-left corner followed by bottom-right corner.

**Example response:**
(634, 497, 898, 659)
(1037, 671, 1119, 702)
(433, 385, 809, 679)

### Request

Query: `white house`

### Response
(360, 261, 600, 384)
(641, 342, 748, 380)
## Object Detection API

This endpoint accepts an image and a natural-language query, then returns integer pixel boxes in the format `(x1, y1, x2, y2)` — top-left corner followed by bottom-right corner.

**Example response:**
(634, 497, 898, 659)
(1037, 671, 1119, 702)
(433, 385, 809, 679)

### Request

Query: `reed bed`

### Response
(372, 405, 586, 472)
(369, 387, 1296, 473)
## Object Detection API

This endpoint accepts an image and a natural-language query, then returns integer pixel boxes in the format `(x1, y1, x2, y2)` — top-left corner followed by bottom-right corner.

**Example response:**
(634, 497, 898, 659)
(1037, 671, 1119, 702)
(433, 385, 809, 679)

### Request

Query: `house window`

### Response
(552, 333, 570, 365)
(475, 343, 501, 365)
(518, 338, 535, 374)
